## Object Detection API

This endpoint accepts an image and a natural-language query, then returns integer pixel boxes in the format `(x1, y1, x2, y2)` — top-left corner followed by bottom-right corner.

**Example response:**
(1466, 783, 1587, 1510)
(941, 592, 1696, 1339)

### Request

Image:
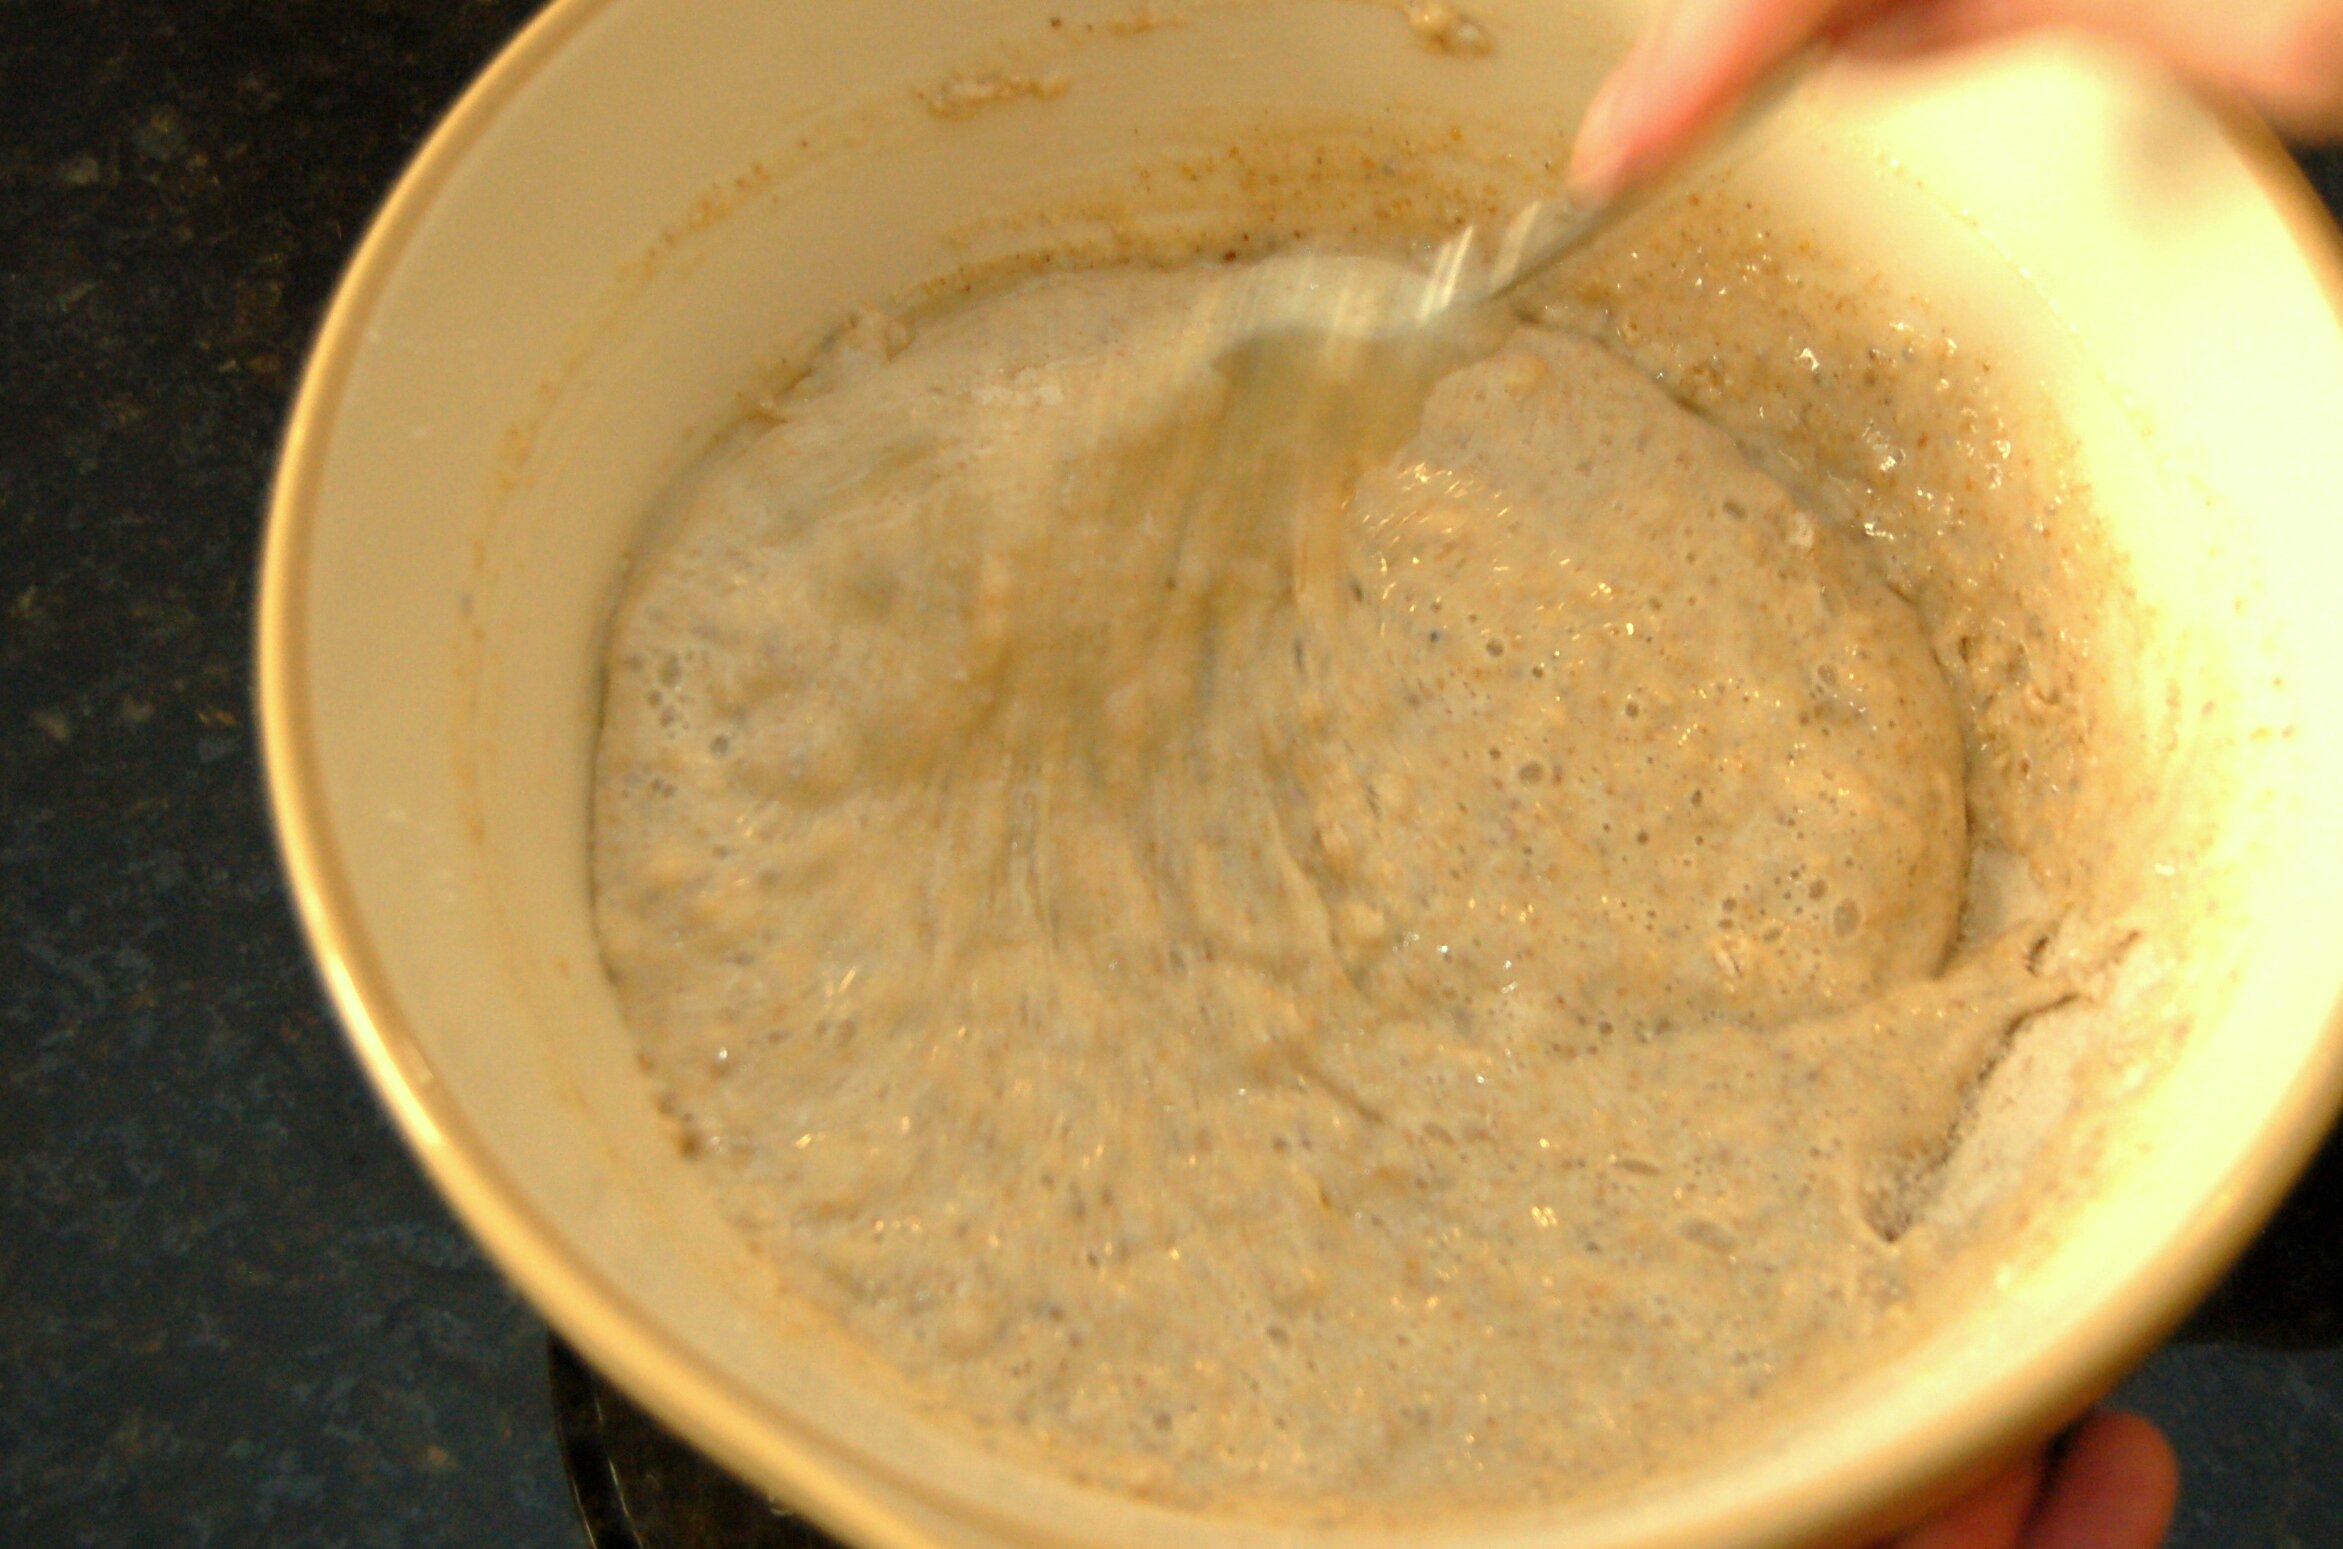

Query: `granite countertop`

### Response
(2, 3, 2338, 1545)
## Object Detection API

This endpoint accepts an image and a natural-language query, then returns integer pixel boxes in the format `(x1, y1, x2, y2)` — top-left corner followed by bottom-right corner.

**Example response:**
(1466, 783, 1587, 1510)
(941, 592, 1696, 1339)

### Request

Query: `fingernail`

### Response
(1569, 71, 1633, 204)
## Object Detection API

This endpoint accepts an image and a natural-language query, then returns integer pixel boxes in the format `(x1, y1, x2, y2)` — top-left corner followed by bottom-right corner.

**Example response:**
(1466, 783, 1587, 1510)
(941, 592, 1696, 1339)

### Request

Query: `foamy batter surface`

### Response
(593, 264, 2070, 1511)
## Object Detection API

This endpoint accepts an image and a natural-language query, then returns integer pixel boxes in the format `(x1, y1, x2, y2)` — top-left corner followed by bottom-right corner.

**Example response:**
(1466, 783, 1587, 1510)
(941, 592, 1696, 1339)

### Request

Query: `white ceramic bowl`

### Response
(260, 2, 2343, 1545)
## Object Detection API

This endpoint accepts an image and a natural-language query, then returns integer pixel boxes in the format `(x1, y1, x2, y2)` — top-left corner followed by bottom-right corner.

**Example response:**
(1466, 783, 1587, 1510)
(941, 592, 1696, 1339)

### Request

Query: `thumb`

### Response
(1569, 0, 1865, 203)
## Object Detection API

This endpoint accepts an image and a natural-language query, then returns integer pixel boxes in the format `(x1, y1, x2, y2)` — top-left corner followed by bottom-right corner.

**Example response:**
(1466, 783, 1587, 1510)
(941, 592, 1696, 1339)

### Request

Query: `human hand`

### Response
(1873, 1410, 2178, 1549)
(1568, 0, 2343, 202)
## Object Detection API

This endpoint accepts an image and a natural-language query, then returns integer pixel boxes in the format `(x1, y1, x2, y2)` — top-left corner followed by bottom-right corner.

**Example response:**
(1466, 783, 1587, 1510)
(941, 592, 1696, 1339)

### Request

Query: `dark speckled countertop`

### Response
(2, 4, 2338, 1545)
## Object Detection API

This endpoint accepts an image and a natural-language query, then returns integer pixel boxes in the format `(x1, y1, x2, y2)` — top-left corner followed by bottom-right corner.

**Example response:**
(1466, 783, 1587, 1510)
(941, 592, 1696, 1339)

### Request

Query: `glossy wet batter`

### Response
(592, 261, 2072, 1512)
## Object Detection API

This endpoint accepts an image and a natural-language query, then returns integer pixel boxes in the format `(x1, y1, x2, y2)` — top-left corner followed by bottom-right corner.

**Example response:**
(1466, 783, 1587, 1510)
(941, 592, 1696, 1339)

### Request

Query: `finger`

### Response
(2022, 1409, 2179, 1549)
(1568, 0, 1870, 203)
(1879, 1448, 2049, 1549)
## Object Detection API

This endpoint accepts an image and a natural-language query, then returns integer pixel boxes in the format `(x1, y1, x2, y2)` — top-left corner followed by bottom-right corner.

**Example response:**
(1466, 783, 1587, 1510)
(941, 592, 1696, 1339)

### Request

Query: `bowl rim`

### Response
(255, 3, 2343, 1544)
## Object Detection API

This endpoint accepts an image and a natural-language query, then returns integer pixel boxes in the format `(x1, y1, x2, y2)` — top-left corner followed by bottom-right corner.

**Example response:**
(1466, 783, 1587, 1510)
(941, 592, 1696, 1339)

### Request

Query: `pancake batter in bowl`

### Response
(592, 245, 2105, 1513)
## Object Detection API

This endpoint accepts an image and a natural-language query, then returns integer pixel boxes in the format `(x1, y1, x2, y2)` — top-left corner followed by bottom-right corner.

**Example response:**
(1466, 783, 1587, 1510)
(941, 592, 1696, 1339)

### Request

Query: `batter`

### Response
(592, 262, 2076, 1511)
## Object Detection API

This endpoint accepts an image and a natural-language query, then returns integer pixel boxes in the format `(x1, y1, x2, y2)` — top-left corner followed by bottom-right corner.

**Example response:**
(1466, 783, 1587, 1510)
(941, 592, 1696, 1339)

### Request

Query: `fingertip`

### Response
(1567, 0, 1837, 201)
(1567, 75, 1631, 206)
(1564, 26, 1695, 205)
(2104, 1409, 2180, 1515)
(2024, 1409, 2179, 1549)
